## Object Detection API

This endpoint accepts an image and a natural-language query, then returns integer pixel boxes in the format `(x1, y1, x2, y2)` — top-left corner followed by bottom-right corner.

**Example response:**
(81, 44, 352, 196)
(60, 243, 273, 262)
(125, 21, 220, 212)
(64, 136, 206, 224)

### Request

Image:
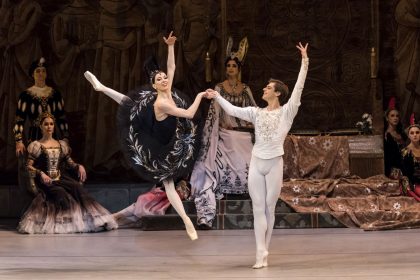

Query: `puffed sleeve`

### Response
(26, 141, 43, 176)
(27, 141, 42, 161)
(59, 140, 79, 170)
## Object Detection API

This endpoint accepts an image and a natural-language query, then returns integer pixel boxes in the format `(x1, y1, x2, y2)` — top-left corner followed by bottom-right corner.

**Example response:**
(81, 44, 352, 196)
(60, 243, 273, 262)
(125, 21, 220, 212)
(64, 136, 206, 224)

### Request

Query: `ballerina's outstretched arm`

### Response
(163, 31, 176, 91)
(84, 71, 128, 105)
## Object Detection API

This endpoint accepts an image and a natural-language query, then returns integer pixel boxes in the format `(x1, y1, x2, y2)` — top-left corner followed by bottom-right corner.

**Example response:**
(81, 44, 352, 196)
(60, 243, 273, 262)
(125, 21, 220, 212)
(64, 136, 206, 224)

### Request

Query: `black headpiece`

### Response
(143, 56, 161, 84)
(29, 57, 47, 77)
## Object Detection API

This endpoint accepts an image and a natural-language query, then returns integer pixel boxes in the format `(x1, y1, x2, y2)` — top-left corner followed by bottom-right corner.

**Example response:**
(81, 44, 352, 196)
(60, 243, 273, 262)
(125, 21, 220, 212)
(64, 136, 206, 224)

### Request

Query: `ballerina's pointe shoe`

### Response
(184, 218, 198, 241)
(84, 71, 102, 91)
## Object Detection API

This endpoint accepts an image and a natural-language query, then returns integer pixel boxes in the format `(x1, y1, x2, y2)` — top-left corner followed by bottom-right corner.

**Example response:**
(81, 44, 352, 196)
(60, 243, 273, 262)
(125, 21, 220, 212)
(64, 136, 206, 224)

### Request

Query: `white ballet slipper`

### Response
(252, 250, 268, 269)
(184, 217, 198, 241)
(84, 71, 103, 91)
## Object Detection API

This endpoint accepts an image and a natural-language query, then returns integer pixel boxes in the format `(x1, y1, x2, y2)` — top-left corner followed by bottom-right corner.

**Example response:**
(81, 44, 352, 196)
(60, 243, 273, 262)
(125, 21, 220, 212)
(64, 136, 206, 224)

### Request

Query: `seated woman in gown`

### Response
(190, 37, 257, 229)
(384, 97, 407, 178)
(18, 112, 117, 234)
(400, 114, 420, 202)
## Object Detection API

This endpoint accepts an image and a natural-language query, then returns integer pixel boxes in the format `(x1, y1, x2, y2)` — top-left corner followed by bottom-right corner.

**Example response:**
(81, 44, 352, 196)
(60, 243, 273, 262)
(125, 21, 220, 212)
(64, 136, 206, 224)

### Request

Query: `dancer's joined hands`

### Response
(202, 89, 219, 99)
(197, 89, 219, 99)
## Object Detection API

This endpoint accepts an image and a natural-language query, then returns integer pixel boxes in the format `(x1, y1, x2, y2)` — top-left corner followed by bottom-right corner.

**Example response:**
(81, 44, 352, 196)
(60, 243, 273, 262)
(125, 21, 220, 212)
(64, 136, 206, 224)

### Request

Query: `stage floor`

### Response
(1, 225, 419, 279)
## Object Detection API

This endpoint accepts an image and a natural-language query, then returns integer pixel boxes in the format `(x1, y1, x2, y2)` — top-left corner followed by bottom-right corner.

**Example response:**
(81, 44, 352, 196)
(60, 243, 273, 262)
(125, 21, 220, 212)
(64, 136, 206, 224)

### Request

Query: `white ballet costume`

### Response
(214, 58, 309, 267)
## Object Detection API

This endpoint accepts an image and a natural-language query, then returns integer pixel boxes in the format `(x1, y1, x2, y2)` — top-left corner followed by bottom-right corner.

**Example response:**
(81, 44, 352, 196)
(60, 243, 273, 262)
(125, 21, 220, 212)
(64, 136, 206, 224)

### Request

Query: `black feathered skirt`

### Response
(117, 89, 202, 183)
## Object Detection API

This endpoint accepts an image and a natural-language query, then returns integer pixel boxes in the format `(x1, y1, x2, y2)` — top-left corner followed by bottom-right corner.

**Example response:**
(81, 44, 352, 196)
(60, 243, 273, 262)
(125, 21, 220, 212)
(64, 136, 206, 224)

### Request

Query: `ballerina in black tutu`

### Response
(84, 32, 208, 240)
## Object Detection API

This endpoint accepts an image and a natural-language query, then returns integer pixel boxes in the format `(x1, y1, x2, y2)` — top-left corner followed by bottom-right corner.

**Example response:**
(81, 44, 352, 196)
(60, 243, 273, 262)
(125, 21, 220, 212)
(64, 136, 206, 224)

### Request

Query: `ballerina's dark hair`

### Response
(144, 56, 162, 84)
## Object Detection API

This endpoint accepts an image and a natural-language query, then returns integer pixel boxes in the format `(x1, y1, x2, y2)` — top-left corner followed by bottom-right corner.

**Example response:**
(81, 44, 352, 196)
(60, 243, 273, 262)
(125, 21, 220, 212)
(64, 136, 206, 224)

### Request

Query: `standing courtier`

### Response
(191, 37, 256, 229)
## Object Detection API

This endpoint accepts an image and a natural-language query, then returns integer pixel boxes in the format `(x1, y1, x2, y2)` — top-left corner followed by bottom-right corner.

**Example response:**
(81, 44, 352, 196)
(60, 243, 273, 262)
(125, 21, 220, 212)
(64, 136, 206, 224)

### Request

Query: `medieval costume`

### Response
(400, 147, 420, 201)
(14, 86, 69, 143)
(0, 0, 43, 172)
(18, 139, 117, 234)
(383, 97, 407, 178)
(191, 37, 255, 228)
(13, 58, 69, 144)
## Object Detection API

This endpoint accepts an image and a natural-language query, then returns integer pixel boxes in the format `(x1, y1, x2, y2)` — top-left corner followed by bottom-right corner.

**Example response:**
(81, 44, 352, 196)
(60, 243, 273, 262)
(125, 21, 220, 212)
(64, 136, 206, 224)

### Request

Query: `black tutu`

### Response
(117, 87, 202, 183)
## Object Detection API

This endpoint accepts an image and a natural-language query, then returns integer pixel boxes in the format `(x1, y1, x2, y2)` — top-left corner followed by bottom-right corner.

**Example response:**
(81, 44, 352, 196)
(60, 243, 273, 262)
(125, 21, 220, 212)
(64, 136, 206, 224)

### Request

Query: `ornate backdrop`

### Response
(0, 0, 417, 181)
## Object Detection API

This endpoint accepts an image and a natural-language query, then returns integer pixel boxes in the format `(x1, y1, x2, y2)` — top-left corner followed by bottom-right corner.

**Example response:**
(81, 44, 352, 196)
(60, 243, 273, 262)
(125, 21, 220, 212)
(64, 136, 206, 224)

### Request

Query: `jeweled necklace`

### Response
(228, 80, 238, 94)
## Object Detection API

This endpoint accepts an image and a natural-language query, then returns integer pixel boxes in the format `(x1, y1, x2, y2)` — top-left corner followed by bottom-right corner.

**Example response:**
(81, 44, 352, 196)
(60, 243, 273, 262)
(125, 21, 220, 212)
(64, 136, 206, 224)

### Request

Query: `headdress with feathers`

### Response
(226, 36, 248, 63)
(385, 97, 398, 118)
(407, 113, 420, 132)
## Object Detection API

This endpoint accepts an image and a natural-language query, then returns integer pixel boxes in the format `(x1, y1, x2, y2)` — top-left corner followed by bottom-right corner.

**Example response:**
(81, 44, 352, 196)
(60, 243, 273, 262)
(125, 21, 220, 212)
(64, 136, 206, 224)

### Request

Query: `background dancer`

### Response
(191, 37, 256, 229)
(18, 112, 117, 234)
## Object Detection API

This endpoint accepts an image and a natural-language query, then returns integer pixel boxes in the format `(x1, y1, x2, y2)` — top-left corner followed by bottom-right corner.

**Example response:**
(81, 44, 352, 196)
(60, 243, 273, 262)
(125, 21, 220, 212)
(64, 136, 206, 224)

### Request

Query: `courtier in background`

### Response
(400, 114, 420, 202)
(0, 0, 43, 173)
(14, 58, 69, 196)
(14, 58, 69, 154)
(190, 37, 256, 229)
(18, 113, 117, 234)
(384, 97, 407, 178)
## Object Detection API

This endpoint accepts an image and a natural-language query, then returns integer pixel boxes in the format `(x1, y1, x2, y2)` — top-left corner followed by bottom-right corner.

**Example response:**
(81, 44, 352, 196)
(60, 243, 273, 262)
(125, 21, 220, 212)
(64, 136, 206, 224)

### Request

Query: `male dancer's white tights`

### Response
(84, 71, 197, 240)
(248, 155, 283, 268)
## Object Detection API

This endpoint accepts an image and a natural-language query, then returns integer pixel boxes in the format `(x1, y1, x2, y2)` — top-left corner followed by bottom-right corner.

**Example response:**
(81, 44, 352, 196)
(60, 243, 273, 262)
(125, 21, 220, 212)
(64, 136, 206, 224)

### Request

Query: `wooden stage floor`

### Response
(1, 224, 419, 279)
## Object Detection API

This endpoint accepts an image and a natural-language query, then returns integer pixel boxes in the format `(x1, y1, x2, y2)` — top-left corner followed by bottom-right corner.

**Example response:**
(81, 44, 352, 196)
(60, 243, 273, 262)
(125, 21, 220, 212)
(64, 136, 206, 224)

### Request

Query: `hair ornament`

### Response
(388, 97, 396, 111)
(407, 113, 420, 132)
(226, 36, 248, 63)
(36, 111, 55, 126)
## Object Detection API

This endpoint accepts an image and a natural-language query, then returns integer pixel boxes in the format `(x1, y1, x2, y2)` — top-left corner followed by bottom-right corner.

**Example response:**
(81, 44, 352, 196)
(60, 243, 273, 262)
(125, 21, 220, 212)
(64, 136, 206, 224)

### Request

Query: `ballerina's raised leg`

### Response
(84, 71, 127, 104)
(84, 71, 197, 240)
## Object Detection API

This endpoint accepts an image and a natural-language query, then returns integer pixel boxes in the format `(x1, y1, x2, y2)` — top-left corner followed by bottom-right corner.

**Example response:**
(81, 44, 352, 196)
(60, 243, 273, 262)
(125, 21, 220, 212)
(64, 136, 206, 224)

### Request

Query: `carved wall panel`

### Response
(0, 0, 390, 178)
(227, 0, 373, 131)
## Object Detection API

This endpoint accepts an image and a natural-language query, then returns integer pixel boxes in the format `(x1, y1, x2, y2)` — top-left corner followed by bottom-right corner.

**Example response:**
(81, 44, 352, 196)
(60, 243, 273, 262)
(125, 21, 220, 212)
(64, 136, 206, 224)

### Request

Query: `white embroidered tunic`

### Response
(215, 58, 309, 159)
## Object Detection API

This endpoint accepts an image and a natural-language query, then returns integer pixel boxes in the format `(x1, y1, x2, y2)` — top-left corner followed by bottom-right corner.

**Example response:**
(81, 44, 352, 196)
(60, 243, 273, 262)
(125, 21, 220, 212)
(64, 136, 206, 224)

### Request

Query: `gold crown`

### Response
(36, 112, 55, 126)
